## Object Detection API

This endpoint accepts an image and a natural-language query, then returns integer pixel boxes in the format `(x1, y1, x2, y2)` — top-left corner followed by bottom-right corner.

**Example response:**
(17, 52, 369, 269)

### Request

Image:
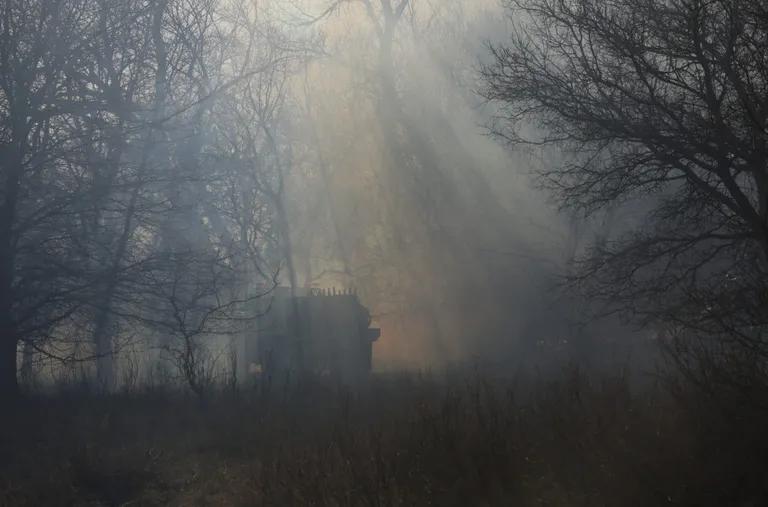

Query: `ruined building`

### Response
(242, 287, 380, 383)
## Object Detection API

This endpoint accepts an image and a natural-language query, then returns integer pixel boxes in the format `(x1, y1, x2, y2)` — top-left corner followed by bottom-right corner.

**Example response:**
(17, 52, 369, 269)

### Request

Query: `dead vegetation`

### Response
(2, 368, 767, 507)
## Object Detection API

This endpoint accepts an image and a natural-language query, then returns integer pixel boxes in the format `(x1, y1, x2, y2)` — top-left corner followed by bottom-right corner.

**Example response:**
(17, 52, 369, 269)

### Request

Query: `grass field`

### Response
(2, 369, 766, 506)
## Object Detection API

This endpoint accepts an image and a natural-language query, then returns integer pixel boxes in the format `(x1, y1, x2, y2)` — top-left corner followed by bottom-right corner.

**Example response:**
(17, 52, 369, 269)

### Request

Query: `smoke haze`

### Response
(263, 0, 609, 370)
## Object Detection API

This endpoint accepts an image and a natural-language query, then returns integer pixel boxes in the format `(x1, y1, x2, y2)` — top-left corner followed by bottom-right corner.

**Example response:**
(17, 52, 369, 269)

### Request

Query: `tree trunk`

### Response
(90, 184, 140, 391)
(302, 70, 352, 279)
(0, 223, 18, 399)
(0, 145, 23, 400)
(0, 318, 18, 400)
(19, 340, 34, 388)
(0, 212, 18, 399)
(93, 300, 115, 391)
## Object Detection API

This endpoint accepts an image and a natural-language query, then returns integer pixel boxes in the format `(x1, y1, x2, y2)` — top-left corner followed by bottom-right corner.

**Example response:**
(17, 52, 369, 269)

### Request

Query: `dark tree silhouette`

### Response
(0, 0, 290, 399)
(483, 0, 768, 390)
(0, 0, 112, 398)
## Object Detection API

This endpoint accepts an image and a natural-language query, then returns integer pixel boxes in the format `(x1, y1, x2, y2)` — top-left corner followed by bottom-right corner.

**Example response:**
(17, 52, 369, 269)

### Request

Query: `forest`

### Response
(1, 0, 768, 505)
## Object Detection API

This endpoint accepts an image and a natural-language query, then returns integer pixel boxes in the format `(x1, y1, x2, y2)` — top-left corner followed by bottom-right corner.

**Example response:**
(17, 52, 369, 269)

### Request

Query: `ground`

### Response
(1, 370, 767, 506)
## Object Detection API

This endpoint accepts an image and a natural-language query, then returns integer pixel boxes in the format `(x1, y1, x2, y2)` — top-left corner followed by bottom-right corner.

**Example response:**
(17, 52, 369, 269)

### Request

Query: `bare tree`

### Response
(149, 251, 255, 397)
(0, 0, 121, 398)
(0, 0, 291, 397)
(482, 0, 768, 386)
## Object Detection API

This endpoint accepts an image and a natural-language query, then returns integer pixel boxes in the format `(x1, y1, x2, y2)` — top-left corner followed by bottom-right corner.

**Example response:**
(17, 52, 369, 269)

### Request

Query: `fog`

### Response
(0, 0, 649, 393)
(267, 0, 628, 370)
(7, 1, 768, 504)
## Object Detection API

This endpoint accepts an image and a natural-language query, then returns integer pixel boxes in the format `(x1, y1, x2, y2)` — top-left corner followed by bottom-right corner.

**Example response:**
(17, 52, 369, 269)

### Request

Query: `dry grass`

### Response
(1, 369, 767, 506)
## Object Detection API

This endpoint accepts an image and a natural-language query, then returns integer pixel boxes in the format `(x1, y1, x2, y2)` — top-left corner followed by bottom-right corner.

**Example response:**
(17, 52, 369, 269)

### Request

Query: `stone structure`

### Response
(244, 287, 380, 383)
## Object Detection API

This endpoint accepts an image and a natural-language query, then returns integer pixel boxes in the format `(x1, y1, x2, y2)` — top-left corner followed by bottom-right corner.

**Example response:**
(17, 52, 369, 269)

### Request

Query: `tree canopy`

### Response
(483, 0, 768, 348)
